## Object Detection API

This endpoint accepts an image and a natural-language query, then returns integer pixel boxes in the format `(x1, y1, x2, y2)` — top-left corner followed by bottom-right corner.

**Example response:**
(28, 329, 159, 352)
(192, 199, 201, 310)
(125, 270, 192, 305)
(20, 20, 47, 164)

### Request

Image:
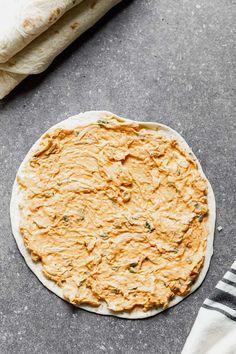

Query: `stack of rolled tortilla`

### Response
(0, 0, 121, 99)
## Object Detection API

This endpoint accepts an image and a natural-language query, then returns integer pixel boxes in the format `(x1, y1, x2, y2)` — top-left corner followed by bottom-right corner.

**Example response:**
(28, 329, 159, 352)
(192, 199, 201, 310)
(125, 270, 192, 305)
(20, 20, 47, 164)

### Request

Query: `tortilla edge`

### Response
(10, 110, 216, 319)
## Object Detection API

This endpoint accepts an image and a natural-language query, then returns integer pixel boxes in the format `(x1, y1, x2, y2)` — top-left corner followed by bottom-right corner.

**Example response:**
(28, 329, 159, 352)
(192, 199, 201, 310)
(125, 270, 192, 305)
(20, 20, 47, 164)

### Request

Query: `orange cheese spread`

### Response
(18, 117, 208, 312)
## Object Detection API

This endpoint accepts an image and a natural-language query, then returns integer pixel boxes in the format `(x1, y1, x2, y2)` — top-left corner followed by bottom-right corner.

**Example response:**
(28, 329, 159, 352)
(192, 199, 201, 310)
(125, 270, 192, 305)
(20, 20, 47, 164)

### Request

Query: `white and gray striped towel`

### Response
(182, 261, 236, 354)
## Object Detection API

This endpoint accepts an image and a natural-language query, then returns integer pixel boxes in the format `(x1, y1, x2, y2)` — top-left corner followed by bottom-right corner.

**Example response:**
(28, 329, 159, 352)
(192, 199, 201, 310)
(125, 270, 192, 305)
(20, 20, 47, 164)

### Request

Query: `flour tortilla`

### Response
(0, 70, 27, 98)
(0, 0, 121, 99)
(0, 0, 84, 64)
(10, 111, 216, 319)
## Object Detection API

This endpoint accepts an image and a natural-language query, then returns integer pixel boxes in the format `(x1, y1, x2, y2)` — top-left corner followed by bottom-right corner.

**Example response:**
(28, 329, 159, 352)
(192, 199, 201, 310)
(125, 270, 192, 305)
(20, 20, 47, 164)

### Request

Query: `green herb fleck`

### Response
(111, 267, 119, 271)
(145, 221, 155, 232)
(79, 279, 86, 286)
(97, 119, 109, 126)
(198, 214, 204, 222)
(129, 267, 136, 273)
(75, 131, 80, 136)
(76, 217, 84, 222)
(128, 262, 138, 273)
(99, 232, 108, 238)
(63, 216, 69, 222)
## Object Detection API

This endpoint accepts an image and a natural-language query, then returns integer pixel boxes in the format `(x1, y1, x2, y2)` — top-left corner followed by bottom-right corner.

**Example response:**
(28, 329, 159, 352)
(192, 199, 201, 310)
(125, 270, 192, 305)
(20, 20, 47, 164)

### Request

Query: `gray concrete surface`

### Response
(0, 1, 235, 353)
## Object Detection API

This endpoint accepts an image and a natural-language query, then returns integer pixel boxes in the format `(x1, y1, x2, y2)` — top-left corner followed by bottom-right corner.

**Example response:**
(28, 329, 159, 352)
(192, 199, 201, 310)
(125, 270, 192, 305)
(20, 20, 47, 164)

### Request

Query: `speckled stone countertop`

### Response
(0, 1, 235, 353)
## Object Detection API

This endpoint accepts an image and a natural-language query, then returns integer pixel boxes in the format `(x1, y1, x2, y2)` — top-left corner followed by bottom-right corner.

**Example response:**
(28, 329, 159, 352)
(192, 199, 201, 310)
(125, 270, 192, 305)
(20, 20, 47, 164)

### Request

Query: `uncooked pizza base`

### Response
(10, 111, 216, 319)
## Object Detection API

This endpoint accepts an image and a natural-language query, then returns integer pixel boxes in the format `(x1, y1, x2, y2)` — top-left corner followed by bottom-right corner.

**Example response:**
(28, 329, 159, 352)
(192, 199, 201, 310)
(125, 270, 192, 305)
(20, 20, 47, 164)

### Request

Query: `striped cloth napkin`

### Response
(182, 261, 236, 354)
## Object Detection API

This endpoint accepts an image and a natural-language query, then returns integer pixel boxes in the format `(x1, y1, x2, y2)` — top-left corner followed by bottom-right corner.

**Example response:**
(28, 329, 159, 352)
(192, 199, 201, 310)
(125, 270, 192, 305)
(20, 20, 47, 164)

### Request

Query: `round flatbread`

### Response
(10, 111, 216, 319)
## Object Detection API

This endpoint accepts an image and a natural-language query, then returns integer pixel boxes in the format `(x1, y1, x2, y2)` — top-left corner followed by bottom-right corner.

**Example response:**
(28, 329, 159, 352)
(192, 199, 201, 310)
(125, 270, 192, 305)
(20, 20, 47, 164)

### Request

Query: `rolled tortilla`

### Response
(0, 71, 27, 99)
(0, 0, 121, 99)
(0, 0, 84, 63)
